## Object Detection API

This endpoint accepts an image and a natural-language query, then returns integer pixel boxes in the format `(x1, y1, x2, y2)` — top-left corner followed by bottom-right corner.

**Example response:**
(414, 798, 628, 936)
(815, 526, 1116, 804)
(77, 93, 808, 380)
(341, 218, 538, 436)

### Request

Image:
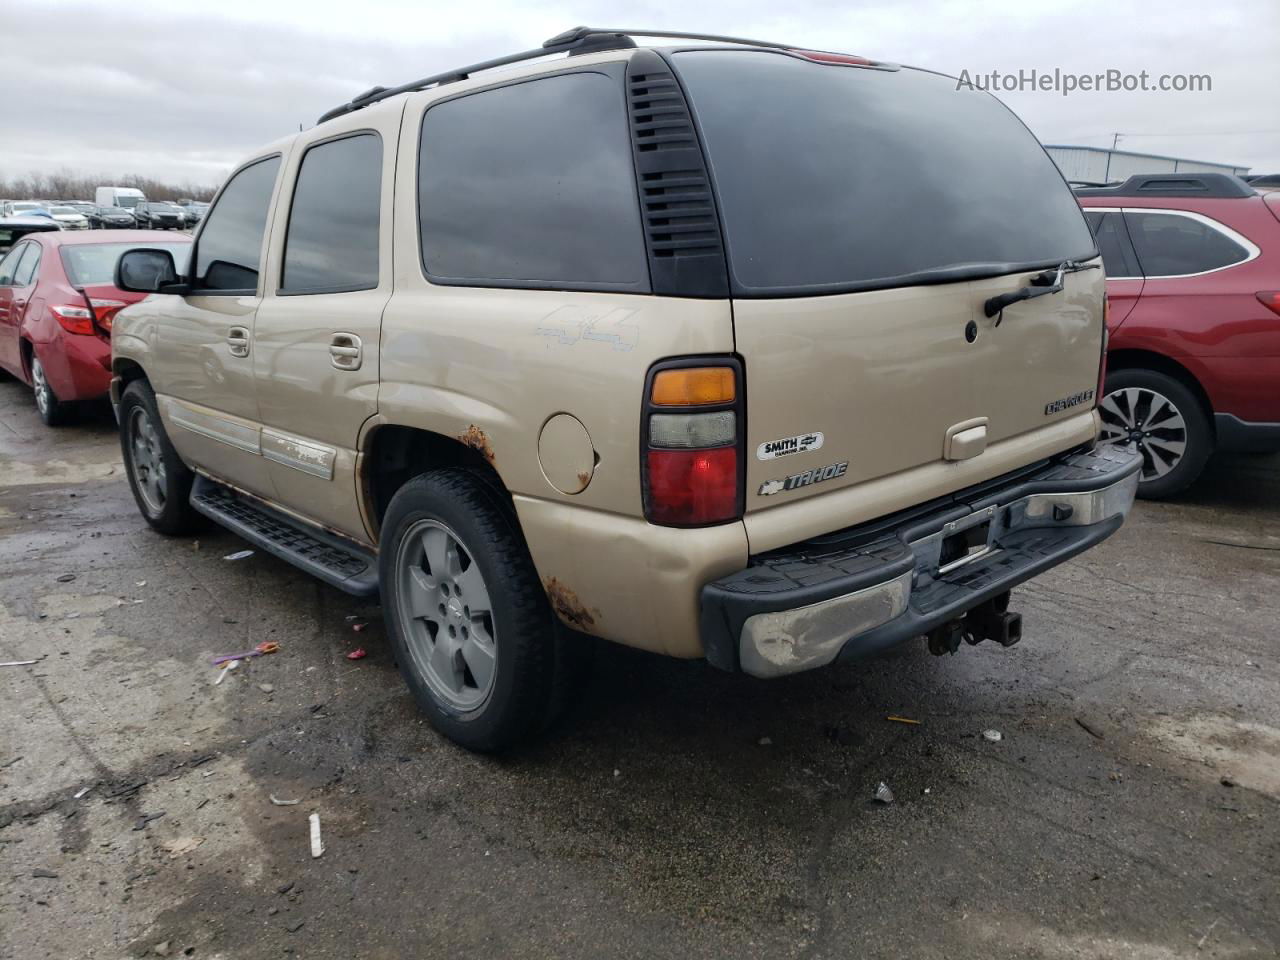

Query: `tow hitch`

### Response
(926, 591, 1023, 656)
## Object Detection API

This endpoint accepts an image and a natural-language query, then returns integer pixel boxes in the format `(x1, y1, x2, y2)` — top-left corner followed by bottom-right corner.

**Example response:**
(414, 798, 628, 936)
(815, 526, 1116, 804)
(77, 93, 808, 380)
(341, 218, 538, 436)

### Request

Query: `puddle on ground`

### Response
(1148, 713, 1280, 796)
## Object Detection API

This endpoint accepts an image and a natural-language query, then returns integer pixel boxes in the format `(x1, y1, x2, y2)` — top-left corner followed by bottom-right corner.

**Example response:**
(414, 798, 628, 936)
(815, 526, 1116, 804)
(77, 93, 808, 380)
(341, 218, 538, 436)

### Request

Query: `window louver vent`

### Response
(626, 49, 729, 297)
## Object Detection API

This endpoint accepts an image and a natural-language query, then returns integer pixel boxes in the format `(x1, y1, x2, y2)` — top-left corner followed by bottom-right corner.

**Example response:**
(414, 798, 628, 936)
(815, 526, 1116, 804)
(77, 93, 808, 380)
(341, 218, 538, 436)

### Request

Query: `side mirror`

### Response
(115, 248, 188, 295)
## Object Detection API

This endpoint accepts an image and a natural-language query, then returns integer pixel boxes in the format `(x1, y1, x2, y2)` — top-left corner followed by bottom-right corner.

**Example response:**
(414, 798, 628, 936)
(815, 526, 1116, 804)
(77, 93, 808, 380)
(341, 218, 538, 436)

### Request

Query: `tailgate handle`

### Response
(944, 418, 988, 461)
(227, 326, 250, 358)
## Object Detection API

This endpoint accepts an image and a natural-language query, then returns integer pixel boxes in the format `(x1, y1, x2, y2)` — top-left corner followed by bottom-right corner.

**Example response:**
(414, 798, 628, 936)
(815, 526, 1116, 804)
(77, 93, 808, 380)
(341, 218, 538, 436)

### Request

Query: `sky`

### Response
(6, 0, 1278, 187)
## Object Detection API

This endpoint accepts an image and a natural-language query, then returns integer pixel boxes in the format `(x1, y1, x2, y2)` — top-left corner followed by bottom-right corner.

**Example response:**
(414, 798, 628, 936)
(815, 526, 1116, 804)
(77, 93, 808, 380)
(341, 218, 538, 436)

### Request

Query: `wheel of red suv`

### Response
(379, 469, 572, 752)
(119, 379, 203, 535)
(30, 355, 74, 427)
(1098, 368, 1212, 499)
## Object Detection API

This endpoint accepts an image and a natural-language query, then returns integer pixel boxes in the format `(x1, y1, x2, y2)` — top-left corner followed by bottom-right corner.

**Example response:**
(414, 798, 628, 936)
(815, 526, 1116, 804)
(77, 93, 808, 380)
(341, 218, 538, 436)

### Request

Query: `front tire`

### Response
(379, 469, 573, 752)
(31, 355, 73, 426)
(119, 380, 203, 534)
(1098, 368, 1212, 499)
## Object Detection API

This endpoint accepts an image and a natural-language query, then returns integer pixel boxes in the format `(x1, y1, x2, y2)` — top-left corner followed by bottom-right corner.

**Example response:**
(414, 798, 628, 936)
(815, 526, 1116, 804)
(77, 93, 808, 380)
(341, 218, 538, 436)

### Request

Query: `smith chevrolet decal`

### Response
(756, 431, 825, 461)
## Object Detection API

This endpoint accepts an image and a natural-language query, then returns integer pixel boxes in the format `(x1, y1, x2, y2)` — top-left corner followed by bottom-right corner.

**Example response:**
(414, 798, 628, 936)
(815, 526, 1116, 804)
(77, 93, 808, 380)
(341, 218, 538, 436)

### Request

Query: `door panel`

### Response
(0, 243, 34, 373)
(253, 117, 400, 542)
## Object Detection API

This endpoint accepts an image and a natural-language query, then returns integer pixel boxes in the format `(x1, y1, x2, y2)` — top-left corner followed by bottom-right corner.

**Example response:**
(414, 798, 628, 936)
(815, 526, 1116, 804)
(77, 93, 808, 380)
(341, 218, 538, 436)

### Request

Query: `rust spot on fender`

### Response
(544, 577, 598, 631)
(576, 470, 591, 488)
(457, 424, 496, 467)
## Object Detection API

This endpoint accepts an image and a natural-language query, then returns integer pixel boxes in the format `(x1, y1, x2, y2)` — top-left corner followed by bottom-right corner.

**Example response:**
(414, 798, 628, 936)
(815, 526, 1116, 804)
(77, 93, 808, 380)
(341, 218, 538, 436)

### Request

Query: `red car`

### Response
(0, 230, 190, 425)
(1076, 173, 1280, 497)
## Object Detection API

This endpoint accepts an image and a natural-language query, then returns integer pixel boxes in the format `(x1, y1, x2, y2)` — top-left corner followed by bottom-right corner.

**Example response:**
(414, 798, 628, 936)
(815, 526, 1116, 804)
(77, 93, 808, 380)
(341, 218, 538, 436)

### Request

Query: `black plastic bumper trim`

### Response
(1214, 413, 1280, 453)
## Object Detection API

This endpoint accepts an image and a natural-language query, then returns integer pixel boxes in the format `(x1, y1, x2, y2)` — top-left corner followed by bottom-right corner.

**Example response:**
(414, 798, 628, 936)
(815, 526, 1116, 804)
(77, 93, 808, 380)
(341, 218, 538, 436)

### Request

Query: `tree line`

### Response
(0, 171, 219, 203)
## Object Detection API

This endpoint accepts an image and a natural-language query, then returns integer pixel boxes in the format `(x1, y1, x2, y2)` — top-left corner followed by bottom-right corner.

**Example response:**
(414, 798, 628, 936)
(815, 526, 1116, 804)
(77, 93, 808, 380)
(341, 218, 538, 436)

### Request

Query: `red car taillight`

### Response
(88, 298, 127, 330)
(642, 360, 744, 526)
(1257, 291, 1280, 317)
(50, 304, 96, 335)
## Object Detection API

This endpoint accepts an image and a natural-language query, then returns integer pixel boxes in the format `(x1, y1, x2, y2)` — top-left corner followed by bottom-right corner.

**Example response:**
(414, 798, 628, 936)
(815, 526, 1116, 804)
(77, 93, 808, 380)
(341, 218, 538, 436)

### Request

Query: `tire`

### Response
(119, 380, 203, 534)
(1098, 368, 1213, 499)
(379, 469, 576, 752)
(30, 354, 74, 427)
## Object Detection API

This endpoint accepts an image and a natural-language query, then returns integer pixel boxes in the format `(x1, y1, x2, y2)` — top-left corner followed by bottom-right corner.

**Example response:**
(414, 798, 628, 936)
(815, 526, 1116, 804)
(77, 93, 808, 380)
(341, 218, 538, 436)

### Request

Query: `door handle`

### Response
(329, 333, 362, 371)
(227, 326, 250, 358)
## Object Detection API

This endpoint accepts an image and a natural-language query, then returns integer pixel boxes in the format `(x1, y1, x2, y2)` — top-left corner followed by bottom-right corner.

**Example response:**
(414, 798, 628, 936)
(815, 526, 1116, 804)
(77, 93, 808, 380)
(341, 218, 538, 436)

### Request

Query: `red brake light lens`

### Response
(89, 298, 127, 331)
(646, 448, 739, 525)
(50, 304, 95, 335)
(1257, 291, 1280, 317)
(791, 50, 877, 66)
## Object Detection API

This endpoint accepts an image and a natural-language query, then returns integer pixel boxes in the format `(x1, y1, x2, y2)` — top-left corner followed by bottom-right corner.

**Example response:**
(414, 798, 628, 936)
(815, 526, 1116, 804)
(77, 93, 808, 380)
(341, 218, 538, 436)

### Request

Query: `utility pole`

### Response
(1105, 132, 1122, 183)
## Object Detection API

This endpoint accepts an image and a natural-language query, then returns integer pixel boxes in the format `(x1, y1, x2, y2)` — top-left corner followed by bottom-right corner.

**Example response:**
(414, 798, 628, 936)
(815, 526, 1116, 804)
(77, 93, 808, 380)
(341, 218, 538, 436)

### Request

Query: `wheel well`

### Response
(363, 425, 509, 536)
(113, 358, 148, 389)
(19, 338, 32, 377)
(1106, 349, 1214, 424)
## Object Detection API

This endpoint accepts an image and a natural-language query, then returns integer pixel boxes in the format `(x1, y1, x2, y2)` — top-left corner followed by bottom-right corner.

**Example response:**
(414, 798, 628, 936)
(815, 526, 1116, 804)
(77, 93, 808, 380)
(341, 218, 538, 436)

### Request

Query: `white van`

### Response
(95, 186, 146, 210)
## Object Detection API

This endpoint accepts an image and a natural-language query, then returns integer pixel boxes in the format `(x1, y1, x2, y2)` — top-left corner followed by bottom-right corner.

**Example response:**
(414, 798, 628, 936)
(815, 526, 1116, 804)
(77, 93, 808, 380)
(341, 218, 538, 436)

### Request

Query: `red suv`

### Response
(0, 230, 190, 425)
(1076, 173, 1280, 497)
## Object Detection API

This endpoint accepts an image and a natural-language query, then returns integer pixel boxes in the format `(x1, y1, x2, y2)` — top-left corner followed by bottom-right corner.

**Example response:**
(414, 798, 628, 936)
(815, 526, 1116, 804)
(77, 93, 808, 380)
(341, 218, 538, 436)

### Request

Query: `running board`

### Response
(190, 475, 379, 597)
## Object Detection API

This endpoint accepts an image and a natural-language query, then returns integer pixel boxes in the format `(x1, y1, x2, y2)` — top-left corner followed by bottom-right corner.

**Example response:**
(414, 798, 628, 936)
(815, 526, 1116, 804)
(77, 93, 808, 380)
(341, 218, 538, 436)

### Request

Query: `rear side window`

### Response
(417, 71, 648, 291)
(671, 51, 1096, 296)
(0, 242, 29, 284)
(13, 243, 41, 286)
(282, 133, 382, 294)
(1123, 211, 1251, 277)
(195, 156, 282, 292)
(1084, 211, 1141, 278)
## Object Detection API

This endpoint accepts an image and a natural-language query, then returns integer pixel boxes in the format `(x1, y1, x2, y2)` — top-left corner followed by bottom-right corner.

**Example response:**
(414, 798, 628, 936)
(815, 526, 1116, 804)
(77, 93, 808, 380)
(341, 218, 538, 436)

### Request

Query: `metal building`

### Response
(1045, 145, 1249, 185)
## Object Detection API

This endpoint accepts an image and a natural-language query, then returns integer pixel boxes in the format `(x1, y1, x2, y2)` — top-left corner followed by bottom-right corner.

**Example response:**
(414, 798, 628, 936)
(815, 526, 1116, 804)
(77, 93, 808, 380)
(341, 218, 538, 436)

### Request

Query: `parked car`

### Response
(110, 27, 1139, 751)
(2, 201, 48, 218)
(1076, 173, 1280, 497)
(0, 216, 60, 255)
(0, 230, 190, 425)
(88, 205, 138, 229)
(46, 205, 90, 231)
(177, 200, 208, 226)
(133, 201, 185, 230)
(95, 186, 146, 211)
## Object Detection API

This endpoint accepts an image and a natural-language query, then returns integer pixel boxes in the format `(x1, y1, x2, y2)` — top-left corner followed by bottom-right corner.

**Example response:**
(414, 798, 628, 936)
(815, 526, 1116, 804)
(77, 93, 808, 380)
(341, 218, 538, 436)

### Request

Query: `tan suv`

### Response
(110, 28, 1140, 750)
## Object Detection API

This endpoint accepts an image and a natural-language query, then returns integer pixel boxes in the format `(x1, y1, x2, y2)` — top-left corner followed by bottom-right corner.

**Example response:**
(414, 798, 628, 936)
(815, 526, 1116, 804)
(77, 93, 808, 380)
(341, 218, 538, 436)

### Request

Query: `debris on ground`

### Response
(1, 659, 39, 667)
(162, 836, 205, 858)
(32, 868, 59, 879)
(214, 661, 238, 685)
(277, 881, 295, 895)
(270, 795, 300, 806)
(211, 641, 280, 666)
(152, 941, 170, 956)
(72, 785, 92, 800)
(873, 782, 895, 804)
(613, 769, 621, 778)
(886, 715, 922, 725)
(758, 736, 773, 746)
(223, 549, 254, 561)
(1075, 717, 1106, 740)
(346, 648, 367, 661)
(352, 622, 367, 633)
(136, 580, 147, 587)
(1221, 776, 1237, 788)
(286, 920, 305, 933)
(56, 573, 76, 583)
(133, 811, 166, 831)
(258, 683, 275, 694)
(309, 813, 324, 858)
(982, 729, 1003, 743)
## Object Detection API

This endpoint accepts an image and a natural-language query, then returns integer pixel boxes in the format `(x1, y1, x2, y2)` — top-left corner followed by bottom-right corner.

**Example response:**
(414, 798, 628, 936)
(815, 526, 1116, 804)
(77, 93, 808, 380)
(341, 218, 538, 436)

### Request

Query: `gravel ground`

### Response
(1, 378, 1277, 959)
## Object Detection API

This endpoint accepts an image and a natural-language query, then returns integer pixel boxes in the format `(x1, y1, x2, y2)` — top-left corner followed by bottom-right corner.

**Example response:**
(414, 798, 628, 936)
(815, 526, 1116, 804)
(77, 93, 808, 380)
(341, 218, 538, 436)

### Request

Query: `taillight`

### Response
(1257, 291, 1280, 317)
(88, 298, 126, 331)
(790, 50, 878, 66)
(50, 304, 95, 335)
(642, 359, 744, 526)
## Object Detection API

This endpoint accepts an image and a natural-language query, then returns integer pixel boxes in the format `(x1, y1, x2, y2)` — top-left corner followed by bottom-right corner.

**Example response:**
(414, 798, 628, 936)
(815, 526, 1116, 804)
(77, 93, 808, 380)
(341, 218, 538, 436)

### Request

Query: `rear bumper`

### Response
(700, 445, 1142, 678)
(1215, 413, 1280, 454)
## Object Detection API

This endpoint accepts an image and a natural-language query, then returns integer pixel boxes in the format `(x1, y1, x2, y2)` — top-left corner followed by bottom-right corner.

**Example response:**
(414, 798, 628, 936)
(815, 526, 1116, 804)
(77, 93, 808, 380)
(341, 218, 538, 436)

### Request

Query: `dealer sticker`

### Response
(756, 431, 825, 461)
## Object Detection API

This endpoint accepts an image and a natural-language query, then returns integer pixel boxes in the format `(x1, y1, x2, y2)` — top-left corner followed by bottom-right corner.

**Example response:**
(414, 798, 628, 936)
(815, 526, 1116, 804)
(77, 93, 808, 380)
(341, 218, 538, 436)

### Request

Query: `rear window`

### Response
(671, 50, 1096, 296)
(1123, 211, 1252, 277)
(61, 242, 190, 286)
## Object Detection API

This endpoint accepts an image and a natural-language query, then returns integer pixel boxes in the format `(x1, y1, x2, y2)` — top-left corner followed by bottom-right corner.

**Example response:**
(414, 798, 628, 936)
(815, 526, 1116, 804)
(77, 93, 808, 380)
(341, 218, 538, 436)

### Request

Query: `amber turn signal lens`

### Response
(651, 367, 736, 406)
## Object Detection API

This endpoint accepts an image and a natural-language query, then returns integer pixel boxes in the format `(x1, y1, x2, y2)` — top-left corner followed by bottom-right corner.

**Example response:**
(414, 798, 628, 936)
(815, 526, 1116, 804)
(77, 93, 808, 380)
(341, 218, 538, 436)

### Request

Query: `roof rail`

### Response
(1073, 173, 1257, 199)
(317, 26, 799, 124)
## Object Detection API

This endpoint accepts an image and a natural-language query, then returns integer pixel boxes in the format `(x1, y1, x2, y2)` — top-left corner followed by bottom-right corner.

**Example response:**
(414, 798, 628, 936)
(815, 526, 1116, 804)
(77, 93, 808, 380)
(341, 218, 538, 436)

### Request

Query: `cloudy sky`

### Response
(7, 0, 1278, 187)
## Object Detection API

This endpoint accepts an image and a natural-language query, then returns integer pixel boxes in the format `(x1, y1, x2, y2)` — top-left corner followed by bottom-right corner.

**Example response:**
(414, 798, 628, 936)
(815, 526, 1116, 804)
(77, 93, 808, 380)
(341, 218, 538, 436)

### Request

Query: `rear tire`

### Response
(119, 380, 203, 534)
(1099, 368, 1212, 499)
(31, 354, 74, 427)
(379, 469, 577, 752)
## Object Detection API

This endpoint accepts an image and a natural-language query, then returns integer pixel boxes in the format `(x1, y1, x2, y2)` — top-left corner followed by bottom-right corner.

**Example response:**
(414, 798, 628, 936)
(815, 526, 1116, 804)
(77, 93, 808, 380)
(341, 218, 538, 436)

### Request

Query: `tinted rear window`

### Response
(672, 51, 1095, 296)
(1123, 211, 1251, 276)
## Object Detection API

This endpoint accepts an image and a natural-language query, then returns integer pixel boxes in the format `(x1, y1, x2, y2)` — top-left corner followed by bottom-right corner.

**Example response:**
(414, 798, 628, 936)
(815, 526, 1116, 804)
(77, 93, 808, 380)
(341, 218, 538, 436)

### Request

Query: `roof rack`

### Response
(317, 26, 799, 124)
(1073, 173, 1257, 199)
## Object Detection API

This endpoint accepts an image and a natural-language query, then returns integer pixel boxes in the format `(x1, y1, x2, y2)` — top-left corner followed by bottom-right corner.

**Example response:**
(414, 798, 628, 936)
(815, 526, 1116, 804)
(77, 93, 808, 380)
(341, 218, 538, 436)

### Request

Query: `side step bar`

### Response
(190, 475, 379, 597)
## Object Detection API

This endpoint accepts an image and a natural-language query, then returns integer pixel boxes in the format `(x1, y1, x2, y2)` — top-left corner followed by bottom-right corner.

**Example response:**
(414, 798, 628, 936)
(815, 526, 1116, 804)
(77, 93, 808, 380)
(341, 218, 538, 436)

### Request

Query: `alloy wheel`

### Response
(395, 519, 498, 712)
(1098, 386, 1188, 481)
(31, 358, 50, 417)
(128, 406, 168, 514)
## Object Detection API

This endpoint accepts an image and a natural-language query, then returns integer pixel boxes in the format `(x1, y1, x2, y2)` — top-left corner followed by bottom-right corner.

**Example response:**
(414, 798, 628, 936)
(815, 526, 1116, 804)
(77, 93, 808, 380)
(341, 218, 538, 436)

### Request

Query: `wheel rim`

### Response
(394, 519, 497, 712)
(1098, 386, 1188, 481)
(31, 358, 50, 416)
(127, 406, 168, 514)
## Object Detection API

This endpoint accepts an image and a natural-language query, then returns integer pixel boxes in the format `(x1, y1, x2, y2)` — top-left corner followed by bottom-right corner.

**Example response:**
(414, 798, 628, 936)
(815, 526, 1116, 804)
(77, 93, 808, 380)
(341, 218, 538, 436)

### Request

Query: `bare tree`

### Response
(0, 169, 219, 202)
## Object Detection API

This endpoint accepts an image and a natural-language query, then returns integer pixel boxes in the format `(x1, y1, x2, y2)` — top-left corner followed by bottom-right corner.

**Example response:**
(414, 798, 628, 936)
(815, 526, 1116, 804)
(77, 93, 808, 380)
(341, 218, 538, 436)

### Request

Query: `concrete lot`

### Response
(1, 378, 1277, 960)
